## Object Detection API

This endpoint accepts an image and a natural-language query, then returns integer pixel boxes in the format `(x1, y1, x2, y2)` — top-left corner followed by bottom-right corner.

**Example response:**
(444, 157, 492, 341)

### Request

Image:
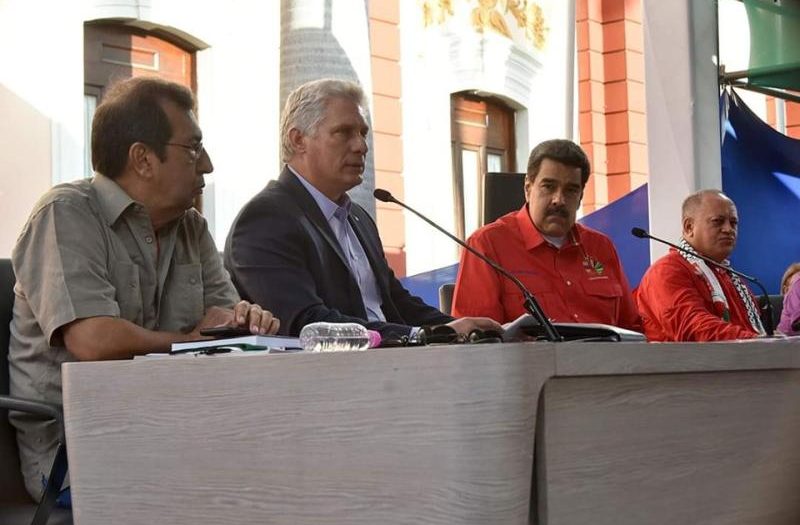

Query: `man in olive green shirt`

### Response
(9, 77, 280, 501)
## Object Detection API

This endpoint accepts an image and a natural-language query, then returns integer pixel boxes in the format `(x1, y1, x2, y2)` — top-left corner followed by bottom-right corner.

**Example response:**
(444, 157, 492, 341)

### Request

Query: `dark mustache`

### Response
(546, 206, 569, 218)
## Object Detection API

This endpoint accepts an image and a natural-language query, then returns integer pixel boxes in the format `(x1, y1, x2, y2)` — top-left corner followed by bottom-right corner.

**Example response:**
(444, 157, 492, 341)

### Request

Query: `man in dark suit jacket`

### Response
(225, 79, 499, 339)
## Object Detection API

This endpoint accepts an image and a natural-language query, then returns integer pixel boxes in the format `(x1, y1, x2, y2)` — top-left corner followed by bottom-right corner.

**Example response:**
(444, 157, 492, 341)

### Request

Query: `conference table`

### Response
(62, 339, 800, 524)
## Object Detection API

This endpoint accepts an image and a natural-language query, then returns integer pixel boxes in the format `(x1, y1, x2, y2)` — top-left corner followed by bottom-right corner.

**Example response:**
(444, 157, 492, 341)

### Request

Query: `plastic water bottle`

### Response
(299, 322, 381, 352)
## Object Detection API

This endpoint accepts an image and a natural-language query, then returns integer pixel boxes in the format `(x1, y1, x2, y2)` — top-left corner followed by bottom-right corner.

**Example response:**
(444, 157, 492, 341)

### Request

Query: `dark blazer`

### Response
(224, 167, 453, 338)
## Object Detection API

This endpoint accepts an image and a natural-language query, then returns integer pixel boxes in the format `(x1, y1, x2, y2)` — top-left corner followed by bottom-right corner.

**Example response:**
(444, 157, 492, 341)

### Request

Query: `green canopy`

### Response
(744, 0, 800, 90)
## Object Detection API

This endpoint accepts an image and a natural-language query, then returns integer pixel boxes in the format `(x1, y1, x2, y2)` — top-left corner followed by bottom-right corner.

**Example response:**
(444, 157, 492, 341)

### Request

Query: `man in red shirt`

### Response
(451, 139, 640, 331)
(636, 190, 764, 342)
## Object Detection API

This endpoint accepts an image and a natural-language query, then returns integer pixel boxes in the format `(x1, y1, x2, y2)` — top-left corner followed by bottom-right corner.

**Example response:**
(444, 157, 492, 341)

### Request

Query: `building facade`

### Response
(1, 0, 792, 279)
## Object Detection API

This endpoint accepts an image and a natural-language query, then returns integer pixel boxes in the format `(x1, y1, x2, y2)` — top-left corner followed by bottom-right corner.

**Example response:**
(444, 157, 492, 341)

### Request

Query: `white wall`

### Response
(185, 2, 281, 243)
(86, 0, 282, 243)
(643, 0, 770, 260)
(0, 0, 84, 257)
(643, 0, 721, 258)
(398, 0, 573, 275)
(0, 0, 281, 258)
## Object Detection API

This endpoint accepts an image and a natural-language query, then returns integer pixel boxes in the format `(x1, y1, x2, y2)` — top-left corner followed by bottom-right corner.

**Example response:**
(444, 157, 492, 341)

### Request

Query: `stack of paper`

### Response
(170, 334, 302, 354)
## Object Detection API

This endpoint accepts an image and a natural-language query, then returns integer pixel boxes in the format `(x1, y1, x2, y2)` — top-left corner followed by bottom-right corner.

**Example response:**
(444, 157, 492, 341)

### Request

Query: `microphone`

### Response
(631, 227, 774, 337)
(374, 188, 563, 342)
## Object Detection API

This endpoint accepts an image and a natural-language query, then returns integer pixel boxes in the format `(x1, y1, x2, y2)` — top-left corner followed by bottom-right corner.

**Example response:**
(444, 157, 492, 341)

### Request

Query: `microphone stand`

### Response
(631, 227, 774, 337)
(374, 189, 563, 342)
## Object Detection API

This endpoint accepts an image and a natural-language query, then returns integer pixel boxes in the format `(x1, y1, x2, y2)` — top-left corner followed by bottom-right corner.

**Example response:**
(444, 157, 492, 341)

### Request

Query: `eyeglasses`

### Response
(164, 142, 205, 162)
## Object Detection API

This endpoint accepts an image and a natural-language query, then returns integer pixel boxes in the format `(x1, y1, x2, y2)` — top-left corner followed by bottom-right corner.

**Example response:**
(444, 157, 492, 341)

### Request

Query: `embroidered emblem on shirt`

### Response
(583, 255, 604, 275)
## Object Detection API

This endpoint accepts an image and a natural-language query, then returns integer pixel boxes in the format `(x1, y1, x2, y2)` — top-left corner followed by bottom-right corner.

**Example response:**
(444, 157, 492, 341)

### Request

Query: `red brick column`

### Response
(577, 0, 647, 214)
(766, 97, 800, 140)
(369, 0, 406, 276)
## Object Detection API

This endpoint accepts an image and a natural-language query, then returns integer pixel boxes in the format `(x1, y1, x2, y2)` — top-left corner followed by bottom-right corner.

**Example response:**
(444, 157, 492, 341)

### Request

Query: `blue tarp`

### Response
(722, 89, 800, 293)
(401, 185, 651, 308)
(400, 263, 458, 310)
(580, 183, 650, 288)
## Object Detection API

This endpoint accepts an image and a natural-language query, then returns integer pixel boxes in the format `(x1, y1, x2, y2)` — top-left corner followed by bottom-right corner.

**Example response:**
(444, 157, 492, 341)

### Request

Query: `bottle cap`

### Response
(367, 329, 382, 348)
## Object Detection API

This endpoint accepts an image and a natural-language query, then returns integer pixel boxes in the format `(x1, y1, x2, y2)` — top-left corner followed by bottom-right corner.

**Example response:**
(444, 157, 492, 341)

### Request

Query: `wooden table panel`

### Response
(64, 343, 554, 525)
(539, 370, 800, 525)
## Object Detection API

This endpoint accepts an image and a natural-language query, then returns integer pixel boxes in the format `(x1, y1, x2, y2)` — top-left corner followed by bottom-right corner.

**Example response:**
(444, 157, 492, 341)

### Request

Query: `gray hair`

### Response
(681, 189, 732, 220)
(280, 78, 367, 162)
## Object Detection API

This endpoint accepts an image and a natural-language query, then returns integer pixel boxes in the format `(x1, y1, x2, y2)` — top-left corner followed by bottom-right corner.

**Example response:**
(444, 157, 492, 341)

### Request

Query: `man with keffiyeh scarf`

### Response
(635, 190, 765, 342)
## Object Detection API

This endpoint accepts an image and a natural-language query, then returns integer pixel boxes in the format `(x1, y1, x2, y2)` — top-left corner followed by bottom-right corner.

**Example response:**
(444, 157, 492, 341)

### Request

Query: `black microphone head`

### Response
(373, 189, 394, 203)
(631, 227, 648, 238)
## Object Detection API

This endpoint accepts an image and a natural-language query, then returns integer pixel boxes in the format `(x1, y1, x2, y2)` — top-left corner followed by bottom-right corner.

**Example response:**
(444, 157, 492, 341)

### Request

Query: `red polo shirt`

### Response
(451, 207, 641, 330)
(636, 250, 759, 342)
